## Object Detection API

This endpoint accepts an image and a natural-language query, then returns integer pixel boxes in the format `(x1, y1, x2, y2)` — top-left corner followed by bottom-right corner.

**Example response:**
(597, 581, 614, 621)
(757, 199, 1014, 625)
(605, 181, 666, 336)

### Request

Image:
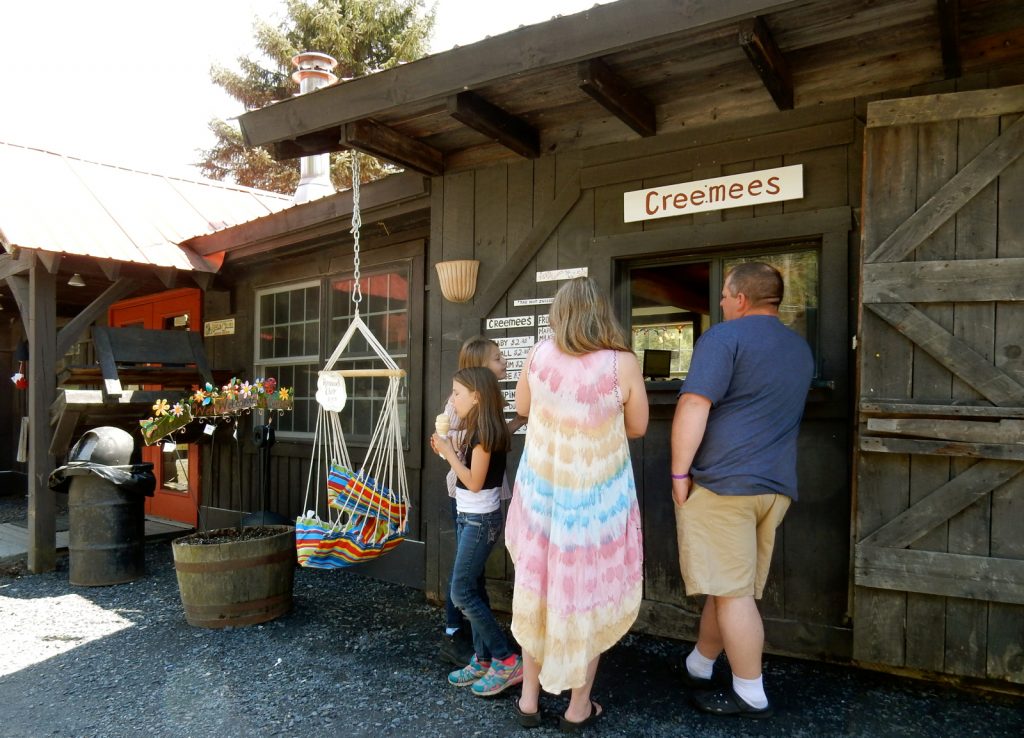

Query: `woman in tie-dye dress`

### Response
(506, 277, 649, 730)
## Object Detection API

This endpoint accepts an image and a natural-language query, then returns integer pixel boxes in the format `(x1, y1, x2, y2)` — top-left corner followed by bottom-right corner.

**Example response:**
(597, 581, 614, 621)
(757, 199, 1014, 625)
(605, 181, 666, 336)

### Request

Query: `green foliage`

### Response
(198, 0, 436, 193)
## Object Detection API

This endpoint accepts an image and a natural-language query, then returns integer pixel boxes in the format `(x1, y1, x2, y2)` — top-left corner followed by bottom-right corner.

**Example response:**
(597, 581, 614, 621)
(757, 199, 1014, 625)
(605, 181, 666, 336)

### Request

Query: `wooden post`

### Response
(28, 262, 57, 572)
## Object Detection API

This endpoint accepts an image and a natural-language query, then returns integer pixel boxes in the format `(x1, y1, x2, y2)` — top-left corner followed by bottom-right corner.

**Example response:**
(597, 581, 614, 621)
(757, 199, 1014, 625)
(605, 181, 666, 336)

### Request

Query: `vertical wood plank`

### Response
(27, 264, 56, 572)
(905, 118, 957, 674)
(425, 174, 446, 603)
(854, 122, 917, 666)
(988, 111, 1024, 684)
(947, 113, 999, 677)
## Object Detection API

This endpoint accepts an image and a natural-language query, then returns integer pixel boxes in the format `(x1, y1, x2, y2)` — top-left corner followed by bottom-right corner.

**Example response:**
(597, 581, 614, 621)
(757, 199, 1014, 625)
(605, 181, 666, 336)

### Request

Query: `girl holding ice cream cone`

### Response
(435, 337, 525, 668)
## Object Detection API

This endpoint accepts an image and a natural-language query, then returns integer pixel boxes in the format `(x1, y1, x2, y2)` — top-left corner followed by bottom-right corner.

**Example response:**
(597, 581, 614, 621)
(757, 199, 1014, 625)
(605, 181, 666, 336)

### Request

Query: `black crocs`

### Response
(693, 688, 774, 719)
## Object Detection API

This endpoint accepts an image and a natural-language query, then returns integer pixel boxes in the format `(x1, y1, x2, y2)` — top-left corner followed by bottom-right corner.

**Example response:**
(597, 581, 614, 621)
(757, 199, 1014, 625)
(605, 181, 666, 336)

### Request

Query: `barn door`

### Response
(854, 84, 1024, 684)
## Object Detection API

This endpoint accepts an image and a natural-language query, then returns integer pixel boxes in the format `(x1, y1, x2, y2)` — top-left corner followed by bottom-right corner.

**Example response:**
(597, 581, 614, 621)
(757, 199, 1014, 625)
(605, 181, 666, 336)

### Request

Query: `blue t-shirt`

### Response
(679, 315, 813, 500)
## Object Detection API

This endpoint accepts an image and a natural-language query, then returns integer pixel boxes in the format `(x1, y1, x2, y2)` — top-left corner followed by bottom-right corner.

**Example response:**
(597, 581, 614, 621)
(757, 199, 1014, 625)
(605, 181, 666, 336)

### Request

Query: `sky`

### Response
(0, 0, 602, 179)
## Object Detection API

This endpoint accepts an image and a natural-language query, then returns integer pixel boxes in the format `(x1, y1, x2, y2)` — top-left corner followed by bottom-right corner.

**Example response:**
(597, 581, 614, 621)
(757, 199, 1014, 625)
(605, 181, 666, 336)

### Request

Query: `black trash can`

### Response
(49, 427, 156, 586)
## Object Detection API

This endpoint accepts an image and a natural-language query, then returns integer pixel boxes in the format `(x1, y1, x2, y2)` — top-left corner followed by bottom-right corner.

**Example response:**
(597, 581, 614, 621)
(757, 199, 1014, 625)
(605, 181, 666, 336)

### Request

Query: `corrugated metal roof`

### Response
(0, 142, 293, 272)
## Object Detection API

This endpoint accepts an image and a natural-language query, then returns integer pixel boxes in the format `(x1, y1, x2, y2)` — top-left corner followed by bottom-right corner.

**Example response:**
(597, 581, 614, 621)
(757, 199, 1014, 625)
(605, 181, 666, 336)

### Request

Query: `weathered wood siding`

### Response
(855, 79, 1024, 684)
(425, 101, 857, 660)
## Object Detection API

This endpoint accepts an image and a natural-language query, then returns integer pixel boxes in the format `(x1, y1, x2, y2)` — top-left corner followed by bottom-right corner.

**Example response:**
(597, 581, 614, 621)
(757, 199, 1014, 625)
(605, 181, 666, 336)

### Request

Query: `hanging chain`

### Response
(350, 152, 362, 308)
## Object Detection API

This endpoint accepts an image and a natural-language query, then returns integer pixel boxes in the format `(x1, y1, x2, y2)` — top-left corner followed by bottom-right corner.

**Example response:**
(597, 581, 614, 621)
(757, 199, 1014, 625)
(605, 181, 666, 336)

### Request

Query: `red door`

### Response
(109, 289, 202, 526)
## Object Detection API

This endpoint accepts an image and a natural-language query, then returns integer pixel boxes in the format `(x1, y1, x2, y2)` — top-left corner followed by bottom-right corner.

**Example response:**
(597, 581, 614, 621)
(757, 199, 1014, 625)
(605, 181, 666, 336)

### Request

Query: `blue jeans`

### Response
(450, 509, 510, 661)
(444, 497, 490, 630)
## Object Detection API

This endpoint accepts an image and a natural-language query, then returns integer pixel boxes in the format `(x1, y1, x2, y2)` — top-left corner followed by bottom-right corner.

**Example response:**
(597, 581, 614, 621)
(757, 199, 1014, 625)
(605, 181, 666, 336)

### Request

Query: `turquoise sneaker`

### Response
(448, 655, 490, 687)
(471, 654, 524, 696)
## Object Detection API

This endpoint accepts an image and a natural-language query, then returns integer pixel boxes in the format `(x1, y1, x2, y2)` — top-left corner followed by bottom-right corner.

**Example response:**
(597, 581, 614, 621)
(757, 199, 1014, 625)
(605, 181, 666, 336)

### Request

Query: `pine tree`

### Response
(198, 0, 435, 193)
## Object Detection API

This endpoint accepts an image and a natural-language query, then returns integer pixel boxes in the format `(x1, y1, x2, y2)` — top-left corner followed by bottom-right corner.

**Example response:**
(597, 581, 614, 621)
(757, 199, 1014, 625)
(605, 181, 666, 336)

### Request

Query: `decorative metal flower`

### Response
(278, 387, 291, 401)
(152, 399, 170, 417)
(264, 377, 277, 393)
(240, 381, 253, 398)
(171, 402, 185, 417)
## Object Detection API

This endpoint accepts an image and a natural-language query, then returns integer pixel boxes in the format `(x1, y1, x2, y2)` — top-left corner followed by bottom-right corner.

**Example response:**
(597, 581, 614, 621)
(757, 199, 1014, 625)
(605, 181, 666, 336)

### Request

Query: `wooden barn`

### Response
(6, 0, 1024, 690)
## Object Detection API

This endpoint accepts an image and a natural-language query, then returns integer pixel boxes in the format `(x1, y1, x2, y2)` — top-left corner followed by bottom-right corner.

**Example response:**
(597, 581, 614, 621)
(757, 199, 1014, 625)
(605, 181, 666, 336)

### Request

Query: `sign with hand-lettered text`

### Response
(624, 165, 803, 222)
(494, 336, 535, 349)
(536, 267, 587, 282)
(486, 316, 535, 330)
(204, 318, 235, 337)
(501, 346, 532, 359)
(513, 297, 555, 307)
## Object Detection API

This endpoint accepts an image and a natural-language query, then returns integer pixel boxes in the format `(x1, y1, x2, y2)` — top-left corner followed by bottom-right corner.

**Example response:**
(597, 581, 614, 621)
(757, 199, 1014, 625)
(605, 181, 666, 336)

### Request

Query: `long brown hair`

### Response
(458, 336, 499, 369)
(453, 367, 510, 454)
(549, 277, 630, 356)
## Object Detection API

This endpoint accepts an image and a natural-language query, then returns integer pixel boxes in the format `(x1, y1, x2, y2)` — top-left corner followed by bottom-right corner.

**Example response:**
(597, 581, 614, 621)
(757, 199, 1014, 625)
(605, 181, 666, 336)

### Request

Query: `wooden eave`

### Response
(237, 0, 1024, 175)
(182, 171, 431, 263)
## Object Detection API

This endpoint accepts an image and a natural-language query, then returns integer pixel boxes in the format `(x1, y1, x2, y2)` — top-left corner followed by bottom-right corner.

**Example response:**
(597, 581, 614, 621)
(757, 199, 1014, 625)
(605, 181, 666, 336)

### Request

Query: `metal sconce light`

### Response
(67, 273, 86, 287)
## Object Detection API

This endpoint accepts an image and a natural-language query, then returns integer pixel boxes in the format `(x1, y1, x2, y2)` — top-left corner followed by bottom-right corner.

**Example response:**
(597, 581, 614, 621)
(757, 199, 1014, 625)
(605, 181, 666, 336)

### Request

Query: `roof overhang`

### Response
(237, 0, 1024, 175)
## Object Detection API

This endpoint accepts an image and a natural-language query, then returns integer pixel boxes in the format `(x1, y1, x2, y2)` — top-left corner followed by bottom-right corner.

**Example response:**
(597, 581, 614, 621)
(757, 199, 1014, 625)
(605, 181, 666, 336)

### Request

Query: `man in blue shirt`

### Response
(671, 262, 813, 719)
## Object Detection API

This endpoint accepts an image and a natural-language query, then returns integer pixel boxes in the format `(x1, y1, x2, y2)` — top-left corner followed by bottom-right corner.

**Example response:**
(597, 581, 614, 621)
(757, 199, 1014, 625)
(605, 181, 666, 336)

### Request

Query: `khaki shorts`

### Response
(674, 483, 791, 599)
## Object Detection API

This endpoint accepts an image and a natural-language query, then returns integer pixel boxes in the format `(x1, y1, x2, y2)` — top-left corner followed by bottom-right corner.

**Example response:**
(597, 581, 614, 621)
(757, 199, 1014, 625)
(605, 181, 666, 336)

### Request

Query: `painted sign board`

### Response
(494, 336, 535, 349)
(204, 318, 235, 337)
(513, 297, 555, 306)
(623, 165, 803, 222)
(501, 346, 532, 359)
(487, 315, 535, 330)
(536, 267, 587, 282)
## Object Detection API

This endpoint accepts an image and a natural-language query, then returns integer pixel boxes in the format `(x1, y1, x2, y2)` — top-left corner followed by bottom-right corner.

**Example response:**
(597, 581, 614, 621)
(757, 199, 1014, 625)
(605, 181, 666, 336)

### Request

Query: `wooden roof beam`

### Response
(738, 16, 793, 111)
(577, 58, 656, 137)
(0, 252, 31, 280)
(272, 127, 348, 161)
(342, 119, 444, 176)
(937, 0, 962, 80)
(447, 91, 540, 158)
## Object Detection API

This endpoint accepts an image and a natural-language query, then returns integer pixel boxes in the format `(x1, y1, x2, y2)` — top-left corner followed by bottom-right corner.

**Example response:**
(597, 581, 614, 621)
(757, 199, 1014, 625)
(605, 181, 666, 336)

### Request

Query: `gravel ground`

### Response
(1, 536, 1022, 738)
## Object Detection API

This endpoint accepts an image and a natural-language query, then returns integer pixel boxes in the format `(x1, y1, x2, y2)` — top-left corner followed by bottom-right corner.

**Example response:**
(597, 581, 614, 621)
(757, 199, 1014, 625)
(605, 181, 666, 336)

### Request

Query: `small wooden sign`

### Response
(494, 336, 535, 349)
(624, 165, 803, 222)
(513, 297, 555, 306)
(536, 267, 587, 282)
(204, 318, 235, 337)
(487, 315, 535, 330)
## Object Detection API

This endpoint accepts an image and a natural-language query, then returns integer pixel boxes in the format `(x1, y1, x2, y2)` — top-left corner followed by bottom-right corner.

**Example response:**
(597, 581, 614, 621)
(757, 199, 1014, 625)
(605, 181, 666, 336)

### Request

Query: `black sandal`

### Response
(692, 688, 774, 719)
(558, 700, 604, 733)
(514, 698, 543, 729)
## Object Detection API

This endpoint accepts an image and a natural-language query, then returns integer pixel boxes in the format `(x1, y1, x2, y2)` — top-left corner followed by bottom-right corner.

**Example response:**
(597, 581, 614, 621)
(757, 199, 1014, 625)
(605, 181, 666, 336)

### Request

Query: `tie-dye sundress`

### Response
(505, 340, 643, 693)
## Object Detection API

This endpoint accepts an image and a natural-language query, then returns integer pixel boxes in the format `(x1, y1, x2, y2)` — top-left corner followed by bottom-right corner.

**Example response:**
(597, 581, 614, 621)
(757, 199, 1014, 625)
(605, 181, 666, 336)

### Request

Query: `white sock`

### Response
(445, 627, 459, 636)
(686, 647, 716, 679)
(732, 674, 768, 709)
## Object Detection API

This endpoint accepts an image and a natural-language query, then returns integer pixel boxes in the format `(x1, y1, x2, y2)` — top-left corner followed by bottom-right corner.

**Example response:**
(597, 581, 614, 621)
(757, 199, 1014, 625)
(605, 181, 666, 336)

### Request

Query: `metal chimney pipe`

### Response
(291, 52, 339, 204)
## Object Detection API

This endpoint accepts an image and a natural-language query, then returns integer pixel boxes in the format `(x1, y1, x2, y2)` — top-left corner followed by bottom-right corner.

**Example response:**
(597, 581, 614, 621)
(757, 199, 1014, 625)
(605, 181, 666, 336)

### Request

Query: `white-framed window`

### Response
(253, 263, 412, 443)
(254, 280, 320, 437)
(329, 268, 411, 444)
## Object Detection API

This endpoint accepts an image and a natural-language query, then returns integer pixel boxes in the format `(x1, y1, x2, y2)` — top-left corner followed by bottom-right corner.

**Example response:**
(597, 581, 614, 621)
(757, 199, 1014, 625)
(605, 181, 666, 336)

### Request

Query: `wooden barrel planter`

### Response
(172, 525, 296, 628)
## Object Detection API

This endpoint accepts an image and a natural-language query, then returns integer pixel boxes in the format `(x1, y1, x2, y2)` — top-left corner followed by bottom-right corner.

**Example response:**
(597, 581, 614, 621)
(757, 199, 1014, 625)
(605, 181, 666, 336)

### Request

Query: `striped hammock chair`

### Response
(296, 155, 410, 568)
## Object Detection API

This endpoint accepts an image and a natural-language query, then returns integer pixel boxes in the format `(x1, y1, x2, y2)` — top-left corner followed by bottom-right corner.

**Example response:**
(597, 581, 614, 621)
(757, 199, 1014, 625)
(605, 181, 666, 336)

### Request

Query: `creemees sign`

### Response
(623, 165, 803, 222)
